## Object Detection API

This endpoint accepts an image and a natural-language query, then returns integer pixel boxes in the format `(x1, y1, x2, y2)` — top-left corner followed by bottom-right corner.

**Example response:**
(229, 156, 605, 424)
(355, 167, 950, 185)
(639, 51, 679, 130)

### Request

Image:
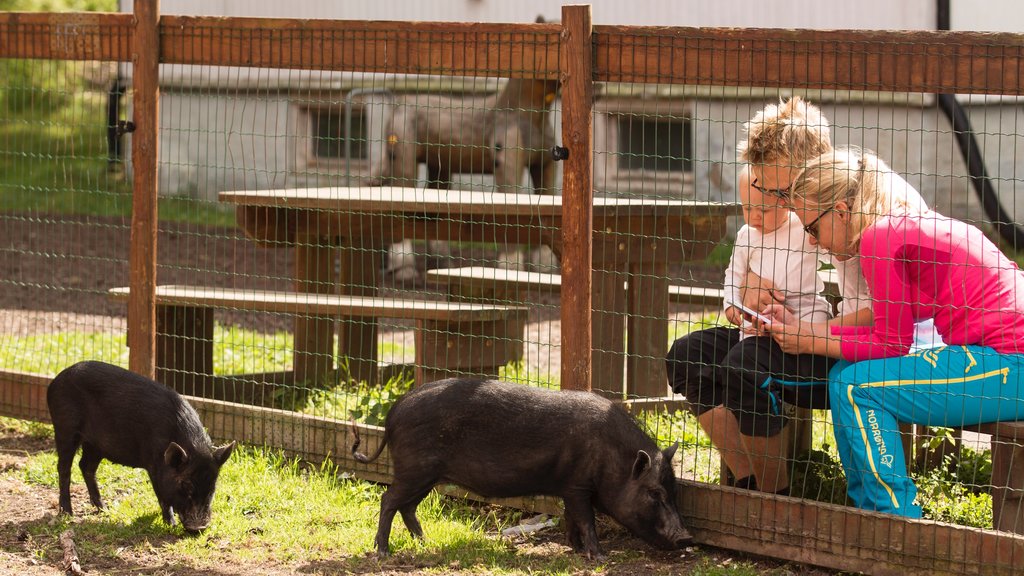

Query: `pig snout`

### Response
(673, 527, 694, 548)
(180, 507, 212, 533)
(648, 524, 692, 550)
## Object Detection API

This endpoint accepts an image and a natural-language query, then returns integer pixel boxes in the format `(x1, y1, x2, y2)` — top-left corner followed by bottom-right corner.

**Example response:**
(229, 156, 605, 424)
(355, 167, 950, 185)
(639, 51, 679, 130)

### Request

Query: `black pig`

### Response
(351, 378, 692, 558)
(47, 361, 235, 532)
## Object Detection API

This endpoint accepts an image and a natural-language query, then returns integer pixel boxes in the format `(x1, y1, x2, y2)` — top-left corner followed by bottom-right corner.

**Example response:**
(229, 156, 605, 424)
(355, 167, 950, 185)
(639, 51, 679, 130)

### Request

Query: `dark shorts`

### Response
(665, 326, 836, 437)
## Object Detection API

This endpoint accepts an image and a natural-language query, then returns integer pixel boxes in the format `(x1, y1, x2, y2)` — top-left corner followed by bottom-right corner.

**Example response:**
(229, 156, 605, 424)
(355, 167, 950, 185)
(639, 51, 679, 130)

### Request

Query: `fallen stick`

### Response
(59, 529, 86, 576)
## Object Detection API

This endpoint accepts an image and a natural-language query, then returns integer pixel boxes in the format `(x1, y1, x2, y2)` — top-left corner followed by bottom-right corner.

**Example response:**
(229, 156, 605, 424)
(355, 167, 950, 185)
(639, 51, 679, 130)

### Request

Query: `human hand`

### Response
(725, 306, 744, 327)
(762, 303, 794, 325)
(761, 310, 810, 354)
(770, 323, 806, 354)
(743, 270, 785, 312)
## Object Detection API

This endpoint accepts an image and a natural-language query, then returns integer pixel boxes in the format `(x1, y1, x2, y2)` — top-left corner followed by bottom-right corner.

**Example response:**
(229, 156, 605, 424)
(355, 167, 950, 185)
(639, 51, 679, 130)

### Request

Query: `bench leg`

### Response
(155, 305, 213, 397)
(415, 315, 527, 386)
(337, 244, 379, 386)
(294, 237, 336, 387)
(627, 259, 670, 398)
(992, 432, 1024, 534)
(591, 267, 626, 399)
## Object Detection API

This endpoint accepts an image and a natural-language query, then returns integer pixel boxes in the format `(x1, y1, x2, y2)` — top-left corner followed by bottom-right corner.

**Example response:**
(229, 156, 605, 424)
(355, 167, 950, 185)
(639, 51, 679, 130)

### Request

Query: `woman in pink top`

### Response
(764, 147, 1024, 517)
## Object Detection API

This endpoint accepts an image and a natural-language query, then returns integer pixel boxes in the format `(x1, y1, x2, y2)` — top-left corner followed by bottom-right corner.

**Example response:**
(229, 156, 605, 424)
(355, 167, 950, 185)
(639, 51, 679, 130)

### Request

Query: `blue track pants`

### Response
(829, 345, 1024, 517)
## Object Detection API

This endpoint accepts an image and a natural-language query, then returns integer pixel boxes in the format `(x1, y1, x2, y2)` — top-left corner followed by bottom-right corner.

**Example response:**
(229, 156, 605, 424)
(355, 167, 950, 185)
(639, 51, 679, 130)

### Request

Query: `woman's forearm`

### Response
(828, 306, 873, 328)
(803, 321, 846, 359)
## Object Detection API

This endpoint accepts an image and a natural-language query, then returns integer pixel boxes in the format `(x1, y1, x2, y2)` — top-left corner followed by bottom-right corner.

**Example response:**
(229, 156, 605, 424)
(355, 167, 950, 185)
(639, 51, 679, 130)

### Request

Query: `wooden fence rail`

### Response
(4, 7, 1024, 574)
(5, 13, 1024, 94)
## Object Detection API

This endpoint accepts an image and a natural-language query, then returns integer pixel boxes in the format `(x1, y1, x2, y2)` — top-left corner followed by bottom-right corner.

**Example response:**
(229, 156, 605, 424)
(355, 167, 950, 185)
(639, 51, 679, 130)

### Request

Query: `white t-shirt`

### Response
(724, 212, 833, 338)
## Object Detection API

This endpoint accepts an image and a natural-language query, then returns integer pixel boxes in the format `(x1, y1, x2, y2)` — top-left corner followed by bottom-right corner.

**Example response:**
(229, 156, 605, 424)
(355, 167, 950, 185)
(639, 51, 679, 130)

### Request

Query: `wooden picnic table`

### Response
(219, 186, 740, 396)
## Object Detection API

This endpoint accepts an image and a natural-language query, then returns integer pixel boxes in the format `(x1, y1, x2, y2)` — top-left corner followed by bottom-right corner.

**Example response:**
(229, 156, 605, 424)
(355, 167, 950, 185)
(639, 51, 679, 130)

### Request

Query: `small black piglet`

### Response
(351, 378, 692, 559)
(47, 361, 235, 532)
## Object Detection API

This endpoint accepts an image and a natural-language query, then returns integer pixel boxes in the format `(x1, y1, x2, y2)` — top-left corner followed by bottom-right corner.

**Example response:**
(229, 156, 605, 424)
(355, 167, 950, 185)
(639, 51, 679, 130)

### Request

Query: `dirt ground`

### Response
(0, 215, 841, 574)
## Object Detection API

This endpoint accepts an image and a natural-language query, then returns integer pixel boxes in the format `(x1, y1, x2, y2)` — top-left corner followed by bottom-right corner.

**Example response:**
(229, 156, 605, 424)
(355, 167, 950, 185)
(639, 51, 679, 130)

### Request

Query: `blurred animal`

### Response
(376, 75, 559, 194)
(378, 75, 559, 281)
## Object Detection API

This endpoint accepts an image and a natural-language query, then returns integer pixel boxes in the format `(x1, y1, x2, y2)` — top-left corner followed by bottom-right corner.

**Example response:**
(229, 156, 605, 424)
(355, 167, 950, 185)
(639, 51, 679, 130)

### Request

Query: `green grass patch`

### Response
(668, 311, 727, 343)
(13, 438, 621, 574)
(0, 327, 297, 377)
(0, 332, 130, 375)
(0, 53, 236, 227)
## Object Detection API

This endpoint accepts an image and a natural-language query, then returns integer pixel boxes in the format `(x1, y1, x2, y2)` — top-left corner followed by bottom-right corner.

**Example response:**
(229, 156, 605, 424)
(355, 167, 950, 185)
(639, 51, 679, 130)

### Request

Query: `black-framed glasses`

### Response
(803, 205, 836, 238)
(751, 178, 791, 200)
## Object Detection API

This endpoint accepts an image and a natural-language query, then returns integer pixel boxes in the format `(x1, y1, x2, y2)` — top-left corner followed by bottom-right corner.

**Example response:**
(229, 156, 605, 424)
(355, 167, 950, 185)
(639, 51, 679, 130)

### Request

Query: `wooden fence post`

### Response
(559, 5, 594, 392)
(128, 0, 160, 378)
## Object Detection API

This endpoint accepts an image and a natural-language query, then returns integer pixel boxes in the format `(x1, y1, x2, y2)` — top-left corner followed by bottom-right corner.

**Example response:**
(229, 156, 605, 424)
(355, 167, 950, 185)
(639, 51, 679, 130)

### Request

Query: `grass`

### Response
(13, 430, 546, 571)
(0, 84, 237, 227)
(5, 415, 780, 574)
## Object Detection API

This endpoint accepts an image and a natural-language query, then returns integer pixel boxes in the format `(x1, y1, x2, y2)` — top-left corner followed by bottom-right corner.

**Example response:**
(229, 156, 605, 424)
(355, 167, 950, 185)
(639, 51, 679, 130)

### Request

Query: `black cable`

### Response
(936, 0, 1024, 248)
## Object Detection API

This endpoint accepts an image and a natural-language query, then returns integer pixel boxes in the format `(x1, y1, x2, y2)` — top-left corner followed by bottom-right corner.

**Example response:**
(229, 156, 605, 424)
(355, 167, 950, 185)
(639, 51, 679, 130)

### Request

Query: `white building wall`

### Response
(117, 0, 1024, 226)
(123, 0, 934, 30)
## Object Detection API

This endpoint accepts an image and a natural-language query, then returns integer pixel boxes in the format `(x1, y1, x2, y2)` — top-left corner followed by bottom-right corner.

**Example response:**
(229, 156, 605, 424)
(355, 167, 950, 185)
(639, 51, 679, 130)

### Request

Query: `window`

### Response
(310, 107, 368, 160)
(594, 98, 695, 195)
(616, 115, 692, 173)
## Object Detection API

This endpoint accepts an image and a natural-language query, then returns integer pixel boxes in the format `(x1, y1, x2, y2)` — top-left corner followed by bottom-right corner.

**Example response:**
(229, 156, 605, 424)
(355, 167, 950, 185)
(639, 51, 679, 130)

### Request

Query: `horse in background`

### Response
(375, 74, 560, 281)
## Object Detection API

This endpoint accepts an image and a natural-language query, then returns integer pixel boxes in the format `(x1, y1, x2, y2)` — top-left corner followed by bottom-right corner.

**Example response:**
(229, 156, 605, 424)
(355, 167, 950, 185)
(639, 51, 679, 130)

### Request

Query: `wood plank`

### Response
(0, 12, 133, 61)
(1, 369, 1022, 575)
(293, 238, 336, 385)
(425, 266, 728, 305)
(127, 0, 160, 379)
(108, 285, 526, 322)
(219, 187, 739, 218)
(426, 267, 563, 292)
(593, 26, 1024, 96)
(4, 14, 1024, 98)
(559, 4, 595, 394)
(678, 482, 1024, 576)
(0, 369, 51, 423)
(158, 15, 561, 78)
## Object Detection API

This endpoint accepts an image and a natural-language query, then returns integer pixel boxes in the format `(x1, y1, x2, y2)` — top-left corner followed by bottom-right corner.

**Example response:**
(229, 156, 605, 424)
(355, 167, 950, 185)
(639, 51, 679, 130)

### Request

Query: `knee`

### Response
(827, 360, 855, 397)
(665, 336, 692, 365)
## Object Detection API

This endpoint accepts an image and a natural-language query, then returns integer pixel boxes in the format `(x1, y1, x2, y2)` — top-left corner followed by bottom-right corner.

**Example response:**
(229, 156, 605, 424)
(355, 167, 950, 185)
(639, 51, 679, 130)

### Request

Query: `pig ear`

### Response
(164, 442, 189, 468)
(214, 441, 236, 466)
(662, 443, 679, 464)
(632, 450, 653, 480)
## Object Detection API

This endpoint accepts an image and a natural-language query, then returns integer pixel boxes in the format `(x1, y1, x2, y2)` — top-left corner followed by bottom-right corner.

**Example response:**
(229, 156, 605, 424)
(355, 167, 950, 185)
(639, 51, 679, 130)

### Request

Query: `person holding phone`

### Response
(666, 96, 942, 498)
(764, 147, 1024, 517)
(666, 163, 833, 495)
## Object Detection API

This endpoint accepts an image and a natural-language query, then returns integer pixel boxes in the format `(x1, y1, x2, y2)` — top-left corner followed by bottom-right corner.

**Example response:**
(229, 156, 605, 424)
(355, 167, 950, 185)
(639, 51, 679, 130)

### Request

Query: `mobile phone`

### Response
(728, 301, 774, 325)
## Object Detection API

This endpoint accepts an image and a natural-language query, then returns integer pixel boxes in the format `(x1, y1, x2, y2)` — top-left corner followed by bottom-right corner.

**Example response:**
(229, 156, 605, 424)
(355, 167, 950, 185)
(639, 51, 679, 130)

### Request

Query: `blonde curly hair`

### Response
(738, 96, 832, 166)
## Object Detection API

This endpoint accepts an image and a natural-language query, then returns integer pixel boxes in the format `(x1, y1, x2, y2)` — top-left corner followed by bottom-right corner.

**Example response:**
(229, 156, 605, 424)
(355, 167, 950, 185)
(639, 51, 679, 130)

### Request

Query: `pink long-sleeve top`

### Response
(833, 212, 1024, 360)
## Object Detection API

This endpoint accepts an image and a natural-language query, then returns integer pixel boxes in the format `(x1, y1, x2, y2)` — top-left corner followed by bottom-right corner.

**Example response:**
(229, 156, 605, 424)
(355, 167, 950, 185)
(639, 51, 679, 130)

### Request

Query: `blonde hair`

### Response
(738, 96, 832, 165)
(791, 147, 913, 243)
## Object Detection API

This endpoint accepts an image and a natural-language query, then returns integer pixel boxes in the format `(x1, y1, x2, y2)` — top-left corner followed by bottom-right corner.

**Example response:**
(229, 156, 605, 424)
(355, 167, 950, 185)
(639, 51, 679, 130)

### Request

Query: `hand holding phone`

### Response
(728, 301, 774, 325)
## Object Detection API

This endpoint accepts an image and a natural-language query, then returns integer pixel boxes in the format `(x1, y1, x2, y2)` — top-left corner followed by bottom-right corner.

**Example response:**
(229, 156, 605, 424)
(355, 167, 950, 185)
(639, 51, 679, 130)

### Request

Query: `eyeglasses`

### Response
(751, 178, 791, 200)
(803, 205, 836, 239)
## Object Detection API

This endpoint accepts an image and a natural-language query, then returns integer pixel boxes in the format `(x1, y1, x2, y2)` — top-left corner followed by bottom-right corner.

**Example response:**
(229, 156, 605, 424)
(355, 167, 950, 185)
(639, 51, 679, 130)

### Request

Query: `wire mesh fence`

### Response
(3, 7, 1024, 574)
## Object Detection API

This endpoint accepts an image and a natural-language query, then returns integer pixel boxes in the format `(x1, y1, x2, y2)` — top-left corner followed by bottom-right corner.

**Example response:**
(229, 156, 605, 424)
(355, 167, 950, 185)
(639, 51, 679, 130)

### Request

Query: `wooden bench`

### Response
(108, 285, 528, 392)
(426, 265, 841, 309)
(425, 266, 729, 306)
